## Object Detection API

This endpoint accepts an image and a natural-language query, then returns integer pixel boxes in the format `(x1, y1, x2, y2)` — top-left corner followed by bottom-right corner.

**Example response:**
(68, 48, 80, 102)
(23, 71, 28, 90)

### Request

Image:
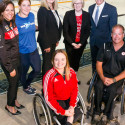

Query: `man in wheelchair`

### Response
(43, 49, 82, 125)
(92, 24, 125, 125)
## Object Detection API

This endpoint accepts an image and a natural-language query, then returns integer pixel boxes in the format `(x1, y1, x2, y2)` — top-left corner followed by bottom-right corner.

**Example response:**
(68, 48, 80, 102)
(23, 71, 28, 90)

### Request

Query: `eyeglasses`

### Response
(74, 2, 82, 5)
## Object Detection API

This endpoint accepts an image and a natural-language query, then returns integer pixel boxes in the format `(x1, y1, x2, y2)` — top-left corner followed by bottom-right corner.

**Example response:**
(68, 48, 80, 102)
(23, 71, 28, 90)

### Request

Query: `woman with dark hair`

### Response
(43, 49, 82, 125)
(0, 0, 24, 115)
(15, 0, 41, 95)
(37, 0, 62, 78)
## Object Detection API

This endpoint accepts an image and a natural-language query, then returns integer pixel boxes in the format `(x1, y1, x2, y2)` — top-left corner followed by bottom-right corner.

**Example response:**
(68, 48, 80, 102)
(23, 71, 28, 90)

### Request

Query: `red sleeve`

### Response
(43, 70, 65, 115)
(69, 69, 78, 107)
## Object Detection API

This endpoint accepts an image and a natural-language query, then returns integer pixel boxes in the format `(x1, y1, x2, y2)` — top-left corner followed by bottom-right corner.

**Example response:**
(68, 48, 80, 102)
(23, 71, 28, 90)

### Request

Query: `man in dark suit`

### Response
(89, 0, 117, 73)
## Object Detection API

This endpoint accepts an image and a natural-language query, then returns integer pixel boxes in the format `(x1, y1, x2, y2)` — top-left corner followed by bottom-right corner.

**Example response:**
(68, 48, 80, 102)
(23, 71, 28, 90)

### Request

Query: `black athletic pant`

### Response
(65, 43, 86, 72)
(1, 60, 20, 106)
(40, 44, 56, 77)
(52, 99, 82, 124)
(94, 78, 123, 118)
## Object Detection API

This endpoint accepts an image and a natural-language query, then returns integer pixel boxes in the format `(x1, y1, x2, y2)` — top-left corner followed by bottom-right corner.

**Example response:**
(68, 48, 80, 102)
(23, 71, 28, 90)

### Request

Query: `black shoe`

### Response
(91, 115, 101, 125)
(78, 81, 81, 85)
(87, 79, 91, 85)
(15, 104, 25, 109)
(5, 106, 21, 115)
(100, 115, 108, 125)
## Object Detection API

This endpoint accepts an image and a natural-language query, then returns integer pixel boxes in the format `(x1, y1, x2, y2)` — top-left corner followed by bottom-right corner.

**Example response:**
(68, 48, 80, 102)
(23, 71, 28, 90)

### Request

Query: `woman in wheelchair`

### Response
(92, 24, 125, 125)
(43, 49, 82, 125)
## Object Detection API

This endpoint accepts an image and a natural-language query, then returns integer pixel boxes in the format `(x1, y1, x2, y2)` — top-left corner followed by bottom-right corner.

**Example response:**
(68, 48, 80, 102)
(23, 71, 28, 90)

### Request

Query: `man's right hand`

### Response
(102, 77, 114, 86)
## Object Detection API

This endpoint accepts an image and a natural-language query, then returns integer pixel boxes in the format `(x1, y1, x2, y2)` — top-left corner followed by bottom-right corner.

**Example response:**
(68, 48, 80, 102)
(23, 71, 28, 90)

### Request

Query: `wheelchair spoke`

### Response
(35, 99, 47, 124)
(33, 94, 50, 125)
(123, 94, 125, 114)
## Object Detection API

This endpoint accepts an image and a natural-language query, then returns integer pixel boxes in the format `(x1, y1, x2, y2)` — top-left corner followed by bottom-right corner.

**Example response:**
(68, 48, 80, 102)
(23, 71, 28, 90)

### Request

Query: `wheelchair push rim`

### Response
(33, 93, 52, 125)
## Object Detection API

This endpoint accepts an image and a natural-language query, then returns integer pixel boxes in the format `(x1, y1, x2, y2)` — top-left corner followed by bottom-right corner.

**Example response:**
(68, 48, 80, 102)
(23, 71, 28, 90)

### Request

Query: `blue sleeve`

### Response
(109, 7, 117, 35)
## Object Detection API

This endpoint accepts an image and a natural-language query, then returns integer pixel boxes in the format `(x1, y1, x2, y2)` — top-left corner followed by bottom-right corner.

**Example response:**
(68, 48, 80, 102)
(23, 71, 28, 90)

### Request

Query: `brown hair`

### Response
(52, 49, 70, 80)
(0, 0, 15, 24)
(40, 0, 58, 10)
(112, 24, 125, 34)
(18, 0, 31, 6)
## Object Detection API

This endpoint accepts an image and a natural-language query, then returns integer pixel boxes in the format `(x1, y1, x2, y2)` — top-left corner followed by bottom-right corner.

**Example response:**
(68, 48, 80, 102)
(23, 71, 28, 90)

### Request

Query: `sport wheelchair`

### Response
(33, 91, 86, 125)
(86, 72, 125, 124)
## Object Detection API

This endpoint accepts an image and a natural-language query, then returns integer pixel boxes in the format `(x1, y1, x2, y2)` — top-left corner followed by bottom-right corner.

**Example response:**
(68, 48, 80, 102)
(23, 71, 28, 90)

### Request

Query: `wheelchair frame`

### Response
(33, 91, 86, 125)
(86, 72, 125, 124)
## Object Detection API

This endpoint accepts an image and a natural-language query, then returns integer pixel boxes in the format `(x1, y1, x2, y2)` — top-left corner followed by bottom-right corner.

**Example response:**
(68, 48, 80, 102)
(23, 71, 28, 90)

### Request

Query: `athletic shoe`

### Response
(28, 86, 36, 92)
(23, 88, 36, 95)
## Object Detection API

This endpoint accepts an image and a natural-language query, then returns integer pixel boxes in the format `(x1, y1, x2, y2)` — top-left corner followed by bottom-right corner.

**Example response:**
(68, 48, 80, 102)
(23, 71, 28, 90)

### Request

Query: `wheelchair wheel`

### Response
(33, 93, 52, 125)
(77, 92, 86, 125)
(87, 72, 97, 103)
(121, 88, 125, 115)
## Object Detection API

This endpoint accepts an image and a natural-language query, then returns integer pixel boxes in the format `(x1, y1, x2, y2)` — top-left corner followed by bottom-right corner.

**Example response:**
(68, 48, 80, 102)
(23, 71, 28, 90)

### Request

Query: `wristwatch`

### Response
(113, 78, 116, 83)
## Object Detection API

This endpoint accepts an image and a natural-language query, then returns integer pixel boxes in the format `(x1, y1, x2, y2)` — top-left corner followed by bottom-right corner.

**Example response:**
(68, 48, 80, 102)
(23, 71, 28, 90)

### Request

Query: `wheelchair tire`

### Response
(33, 93, 53, 125)
(78, 92, 86, 125)
(121, 88, 125, 115)
(87, 72, 97, 103)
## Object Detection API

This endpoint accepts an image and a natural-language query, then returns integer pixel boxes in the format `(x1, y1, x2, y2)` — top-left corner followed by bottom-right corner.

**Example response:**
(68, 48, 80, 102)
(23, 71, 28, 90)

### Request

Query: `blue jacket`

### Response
(89, 2, 117, 48)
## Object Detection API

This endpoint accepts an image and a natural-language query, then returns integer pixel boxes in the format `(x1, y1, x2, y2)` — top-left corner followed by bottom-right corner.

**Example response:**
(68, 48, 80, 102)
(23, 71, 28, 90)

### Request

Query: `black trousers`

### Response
(65, 43, 86, 72)
(40, 44, 56, 77)
(90, 45, 99, 73)
(94, 78, 123, 118)
(52, 99, 82, 124)
(1, 60, 20, 106)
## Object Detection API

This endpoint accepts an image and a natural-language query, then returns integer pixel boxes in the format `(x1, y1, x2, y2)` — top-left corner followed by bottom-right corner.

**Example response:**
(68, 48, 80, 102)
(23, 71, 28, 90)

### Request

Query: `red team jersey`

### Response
(43, 68, 78, 115)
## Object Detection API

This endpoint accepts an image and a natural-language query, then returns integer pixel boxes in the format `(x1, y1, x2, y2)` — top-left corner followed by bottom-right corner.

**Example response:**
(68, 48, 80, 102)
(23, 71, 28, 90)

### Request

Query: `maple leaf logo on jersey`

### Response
(5, 25, 10, 31)
(121, 52, 125, 56)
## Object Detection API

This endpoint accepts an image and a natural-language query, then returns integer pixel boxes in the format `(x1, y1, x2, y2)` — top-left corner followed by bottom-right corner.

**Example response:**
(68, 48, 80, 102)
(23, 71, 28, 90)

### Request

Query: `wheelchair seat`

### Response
(86, 71, 125, 123)
(33, 91, 86, 125)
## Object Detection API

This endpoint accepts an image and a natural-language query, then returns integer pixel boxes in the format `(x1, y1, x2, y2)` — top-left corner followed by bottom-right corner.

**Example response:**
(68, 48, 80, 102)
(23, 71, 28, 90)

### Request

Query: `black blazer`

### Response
(63, 10, 90, 46)
(37, 7, 62, 49)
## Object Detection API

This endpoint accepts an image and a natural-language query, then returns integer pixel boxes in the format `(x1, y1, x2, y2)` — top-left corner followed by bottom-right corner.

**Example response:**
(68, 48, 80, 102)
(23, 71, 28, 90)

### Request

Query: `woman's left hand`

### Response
(10, 69, 16, 77)
(68, 106, 74, 114)
(76, 43, 82, 49)
(72, 43, 82, 49)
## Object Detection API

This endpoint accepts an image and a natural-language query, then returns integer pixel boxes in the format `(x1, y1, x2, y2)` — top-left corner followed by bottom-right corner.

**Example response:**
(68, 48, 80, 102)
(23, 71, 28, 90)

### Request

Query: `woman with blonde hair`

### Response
(37, 0, 62, 78)
(43, 49, 82, 125)
(63, 0, 90, 84)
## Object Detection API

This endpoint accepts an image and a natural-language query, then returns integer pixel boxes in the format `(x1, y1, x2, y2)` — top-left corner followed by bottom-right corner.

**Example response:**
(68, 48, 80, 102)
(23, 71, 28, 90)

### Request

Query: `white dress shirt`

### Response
(92, 1, 105, 22)
(51, 10, 60, 28)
